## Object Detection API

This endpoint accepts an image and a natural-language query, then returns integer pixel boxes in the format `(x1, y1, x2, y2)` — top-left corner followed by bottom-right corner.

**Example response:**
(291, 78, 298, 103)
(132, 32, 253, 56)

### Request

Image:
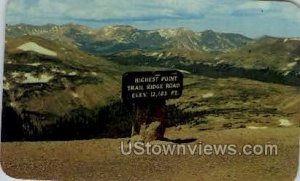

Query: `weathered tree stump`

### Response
(131, 100, 166, 142)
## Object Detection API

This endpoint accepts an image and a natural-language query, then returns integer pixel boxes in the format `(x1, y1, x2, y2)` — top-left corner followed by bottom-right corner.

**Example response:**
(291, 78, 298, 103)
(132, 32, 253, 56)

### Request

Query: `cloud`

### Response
(237, 1, 271, 10)
(5, 0, 300, 37)
(7, 0, 209, 21)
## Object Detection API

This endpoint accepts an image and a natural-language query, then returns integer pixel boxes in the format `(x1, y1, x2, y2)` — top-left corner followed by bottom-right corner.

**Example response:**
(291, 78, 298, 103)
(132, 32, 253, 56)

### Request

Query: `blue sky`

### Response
(5, 0, 300, 38)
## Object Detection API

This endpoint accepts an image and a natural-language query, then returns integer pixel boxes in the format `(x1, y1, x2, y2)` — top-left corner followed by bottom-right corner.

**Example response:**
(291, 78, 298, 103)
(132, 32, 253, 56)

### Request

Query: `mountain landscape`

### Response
(6, 24, 253, 54)
(7, 24, 300, 84)
(2, 23, 300, 141)
(1, 23, 300, 180)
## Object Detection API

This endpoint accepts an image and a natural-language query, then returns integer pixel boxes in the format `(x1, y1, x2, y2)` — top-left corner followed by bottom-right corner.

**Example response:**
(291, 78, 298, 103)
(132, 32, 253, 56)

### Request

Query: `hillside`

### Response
(109, 36, 300, 86)
(220, 37, 300, 72)
(4, 36, 122, 114)
(6, 24, 253, 55)
(2, 36, 161, 141)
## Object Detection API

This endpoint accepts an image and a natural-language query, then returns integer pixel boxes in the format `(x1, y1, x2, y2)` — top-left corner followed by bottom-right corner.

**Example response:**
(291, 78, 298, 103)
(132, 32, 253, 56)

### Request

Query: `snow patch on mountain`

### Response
(22, 73, 54, 84)
(17, 42, 57, 57)
(279, 119, 292, 127)
(284, 38, 300, 43)
(247, 126, 268, 130)
(202, 92, 214, 98)
(287, 62, 297, 68)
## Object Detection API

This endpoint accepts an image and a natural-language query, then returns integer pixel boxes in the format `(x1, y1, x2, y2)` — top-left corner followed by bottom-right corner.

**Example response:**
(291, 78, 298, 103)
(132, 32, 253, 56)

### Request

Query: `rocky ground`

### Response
(1, 126, 299, 181)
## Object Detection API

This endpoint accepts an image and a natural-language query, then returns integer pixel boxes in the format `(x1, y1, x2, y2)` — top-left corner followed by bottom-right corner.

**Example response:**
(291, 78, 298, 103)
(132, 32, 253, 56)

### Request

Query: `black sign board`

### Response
(122, 70, 183, 102)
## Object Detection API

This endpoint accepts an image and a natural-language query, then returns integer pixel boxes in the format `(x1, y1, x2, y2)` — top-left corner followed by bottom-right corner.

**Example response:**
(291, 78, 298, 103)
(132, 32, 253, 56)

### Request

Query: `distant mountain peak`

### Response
(157, 27, 194, 39)
(203, 29, 215, 33)
(100, 25, 137, 31)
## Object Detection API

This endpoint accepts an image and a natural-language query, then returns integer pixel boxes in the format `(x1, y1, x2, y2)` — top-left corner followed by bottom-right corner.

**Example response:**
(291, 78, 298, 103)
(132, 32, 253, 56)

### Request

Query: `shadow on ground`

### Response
(161, 138, 197, 144)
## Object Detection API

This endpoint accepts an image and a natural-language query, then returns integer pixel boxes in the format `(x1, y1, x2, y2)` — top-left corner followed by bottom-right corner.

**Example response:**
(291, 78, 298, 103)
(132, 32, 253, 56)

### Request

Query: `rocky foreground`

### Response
(1, 126, 299, 181)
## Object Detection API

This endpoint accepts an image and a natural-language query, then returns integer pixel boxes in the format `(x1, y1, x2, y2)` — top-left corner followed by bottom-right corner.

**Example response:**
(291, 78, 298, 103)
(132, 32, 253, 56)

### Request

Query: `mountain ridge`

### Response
(6, 23, 254, 55)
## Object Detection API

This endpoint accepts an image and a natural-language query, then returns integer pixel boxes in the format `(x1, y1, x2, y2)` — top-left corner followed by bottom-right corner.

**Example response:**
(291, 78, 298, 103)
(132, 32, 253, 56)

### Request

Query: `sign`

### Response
(122, 70, 183, 102)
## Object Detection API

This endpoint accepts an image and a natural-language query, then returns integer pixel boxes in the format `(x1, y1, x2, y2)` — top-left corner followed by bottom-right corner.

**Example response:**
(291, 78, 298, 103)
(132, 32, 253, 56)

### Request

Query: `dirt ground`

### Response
(1, 126, 299, 181)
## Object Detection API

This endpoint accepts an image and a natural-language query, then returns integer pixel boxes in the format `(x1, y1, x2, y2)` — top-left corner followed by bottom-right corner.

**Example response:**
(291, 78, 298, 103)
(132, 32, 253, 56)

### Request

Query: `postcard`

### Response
(1, 0, 299, 180)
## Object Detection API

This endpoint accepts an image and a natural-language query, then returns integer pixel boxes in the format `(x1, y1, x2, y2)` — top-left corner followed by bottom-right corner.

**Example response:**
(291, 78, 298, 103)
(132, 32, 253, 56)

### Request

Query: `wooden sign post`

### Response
(122, 70, 183, 142)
